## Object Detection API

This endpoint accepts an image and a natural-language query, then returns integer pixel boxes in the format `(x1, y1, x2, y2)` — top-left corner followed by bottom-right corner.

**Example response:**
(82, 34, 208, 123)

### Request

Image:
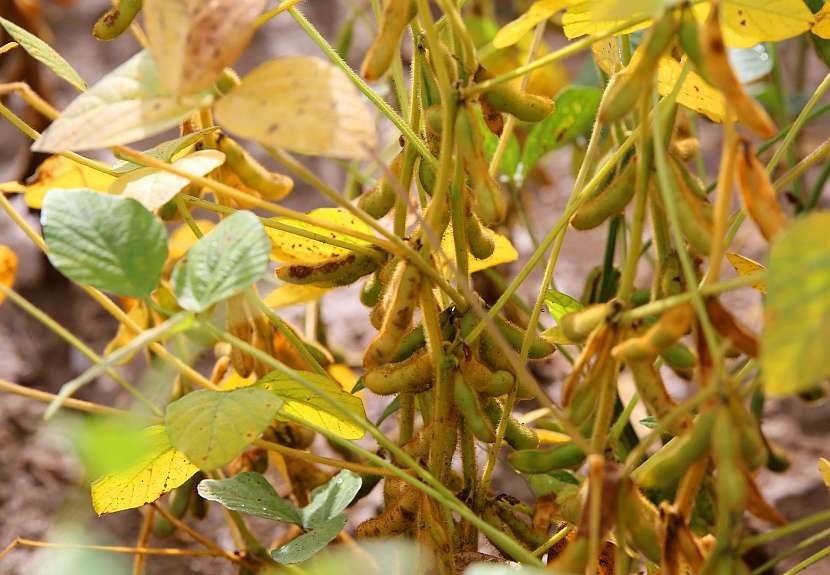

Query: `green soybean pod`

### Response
(466, 210, 496, 260)
(632, 408, 716, 489)
(360, 271, 383, 307)
(93, 0, 143, 41)
(494, 316, 556, 359)
(560, 303, 609, 343)
(618, 479, 661, 564)
(276, 250, 382, 288)
(455, 105, 507, 227)
(453, 372, 496, 443)
(728, 395, 768, 471)
(660, 342, 697, 370)
(475, 68, 555, 122)
(483, 399, 539, 450)
(357, 152, 403, 219)
(712, 405, 747, 512)
(360, 0, 417, 82)
(218, 134, 293, 201)
(363, 347, 433, 395)
(678, 4, 710, 83)
(571, 156, 638, 230)
(390, 324, 427, 362)
(508, 442, 585, 473)
(627, 359, 686, 433)
(364, 259, 422, 367)
(460, 354, 514, 396)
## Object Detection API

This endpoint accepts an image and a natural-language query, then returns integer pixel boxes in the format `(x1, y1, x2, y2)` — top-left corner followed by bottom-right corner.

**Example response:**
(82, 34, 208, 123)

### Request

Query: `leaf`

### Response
(197, 472, 302, 524)
(493, 0, 569, 48)
(165, 387, 281, 470)
(562, 0, 655, 39)
(7, 155, 116, 209)
(692, 1, 815, 49)
(257, 371, 367, 440)
(813, 0, 830, 38)
(545, 290, 583, 323)
(656, 56, 727, 122)
(144, 0, 266, 95)
(440, 225, 519, 275)
(540, 325, 575, 345)
(111, 128, 219, 174)
(728, 45, 773, 85)
(171, 211, 270, 312)
(168, 220, 216, 262)
(41, 188, 168, 298)
(726, 252, 767, 294)
(32, 50, 215, 153)
(273, 540, 423, 575)
(214, 56, 377, 160)
(762, 213, 830, 396)
(465, 565, 549, 575)
(267, 208, 374, 264)
(301, 470, 362, 528)
(820, 458, 830, 489)
(109, 150, 225, 212)
(90, 425, 198, 514)
(522, 86, 602, 176)
(262, 284, 331, 308)
(0, 16, 86, 90)
(480, 110, 521, 179)
(0, 245, 17, 304)
(271, 513, 347, 564)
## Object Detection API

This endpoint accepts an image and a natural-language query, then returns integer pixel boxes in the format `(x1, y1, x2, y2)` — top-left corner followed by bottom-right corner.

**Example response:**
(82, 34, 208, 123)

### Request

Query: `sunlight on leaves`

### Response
(263, 283, 331, 308)
(493, 0, 569, 48)
(1, 155, 116, 209)
(440, 225, 518, 276)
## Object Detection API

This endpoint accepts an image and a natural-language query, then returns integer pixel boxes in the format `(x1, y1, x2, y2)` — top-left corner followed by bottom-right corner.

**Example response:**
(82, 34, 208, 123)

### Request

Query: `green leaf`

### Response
(522, 86, 602, 177)
(111, 128, 219, 174)
(257, 370, 367, 440)
(270, 513, 347, 564)
(762, 213, 830, 396)
(41, 188, 167, 298)
(171, 211, 270, 312)
(0, 16, 86, 90)
(465, 565, 548, 575)
(197, 472, 301, 524)
(301, 470, 362, 529)
(267, 541, 422, 575)
(639, 416, 658, 429)
(165, 388, 281, 470)
(544, 289, 583, 323)
(32, 50, 215, 152)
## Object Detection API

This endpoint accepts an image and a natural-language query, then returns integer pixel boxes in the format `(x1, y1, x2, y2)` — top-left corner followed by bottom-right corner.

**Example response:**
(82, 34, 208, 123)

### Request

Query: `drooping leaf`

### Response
(270, 514, 348, 564)
(440, 225, 519, 276)
(562, 0, 654, 39)
(257, 371, 367, 440)
(144, 0, 266, 95)
(762, 213, 830, 396)
(111, 128, 219, 174)
(545, 290, 583, 323)
(262, 284, 331, 309)
(493, 0, 569, 48)
(109, 150, 225, 212)
(0, 245, 17, 304)
(214, 56, 377, 160)
(32, 50, 215, 152)
(1, 155, 116, 209)
(41, 188, 168, 298)
(726, 252, 767, 294)
(171, 211, 270, 312)
(90, 425, 198, 514)
(301, 470, 362, 529)
(692, 1, 815, 49)
(522, 86, 602, 176)
(267, 208, 374, 264)
(197, 472, 301, 524)
(0, 16, 86, 90)
(165, 387, 281, 470)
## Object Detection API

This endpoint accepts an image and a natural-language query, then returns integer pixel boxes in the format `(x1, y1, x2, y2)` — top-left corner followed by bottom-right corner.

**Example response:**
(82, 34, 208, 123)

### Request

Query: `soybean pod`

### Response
(735, 138, 788, 241)
(361, 0, 417, 82)
(364, 259, 422, 367)
(475, 67, 555, 122)
(571, 156, 638, 230)
(362, 346, 433, 395)
(453, 371, 496, 443)
(218, 134, 293, 201)
(612, 303, 694, 362)
(277, 249, 384, 288)
(712, 405, 746, 512)
(483, 399, 539, 450)
(93, 0, 143, 41)
(459, 353, 514, 396)
(508, 442, 586, 474)
(627, 359, 688, 433)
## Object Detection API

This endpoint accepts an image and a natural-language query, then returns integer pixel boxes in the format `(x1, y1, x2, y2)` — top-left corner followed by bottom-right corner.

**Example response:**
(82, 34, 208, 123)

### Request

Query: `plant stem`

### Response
(751, 526, 830, 575)
(768, 71, 830, 172)
(740, 508, 830, 552)
(706, 113, 736, 285)
(0, 378, 145, 419)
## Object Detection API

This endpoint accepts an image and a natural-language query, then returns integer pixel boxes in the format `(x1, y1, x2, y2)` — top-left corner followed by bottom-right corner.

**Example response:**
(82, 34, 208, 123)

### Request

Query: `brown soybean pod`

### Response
(277, 250, 381, 288)
(700, 4, 777, 138)
(571, 156, 638, 230)
(363, 346, 433, 395)
(706, 297, 759, 357)
(364, 259, 422, 367)
(627, 359, 688, 433)
(560, 303, 610, 343)
(668, 158, 715, 256)
(356, 485, 419, 538)
(612, 303, 694, 362)
(218, 134, 294, 201)
(617, 479, 661, 564)
(360, 0, 417, 82)
(735, 138, 787, 241)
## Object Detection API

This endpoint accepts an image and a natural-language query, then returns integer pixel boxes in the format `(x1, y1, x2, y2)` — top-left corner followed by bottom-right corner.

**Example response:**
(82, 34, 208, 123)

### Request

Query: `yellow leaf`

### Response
(440, 226, 518, 277)
(168, 219, 216, 262)
(327, 363, 359, 394)
(541, 325, 575, 345)
(109, 150, 225, 212)
(820, 458, 830, 490)
(144, 0, 267, 95)
(0, 244, 17, 304)
(259, 371, 367, 440)
(493, 0, 569, 48)
(90, 425, 198, 514)
(103, 303, 150, 364)
(693, 1, 814, 48)
(562, 0, 654, 39)
(214, 56, 377, 160)
(220, 369, 258, 390)
(267, 207, 374, 264)
(813, 1, 830, 38)
(656, 56, 726, 123)
(263, 284, 330, 308)
(726, 252, 767, 294)
(14, 155, 115, 209)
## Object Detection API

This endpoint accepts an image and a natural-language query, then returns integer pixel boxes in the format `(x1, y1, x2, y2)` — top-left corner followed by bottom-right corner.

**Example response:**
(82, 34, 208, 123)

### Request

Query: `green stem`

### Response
(780, 545, 830, 575)
(740, 508, 830, 552)
(751, 526, 830, 575)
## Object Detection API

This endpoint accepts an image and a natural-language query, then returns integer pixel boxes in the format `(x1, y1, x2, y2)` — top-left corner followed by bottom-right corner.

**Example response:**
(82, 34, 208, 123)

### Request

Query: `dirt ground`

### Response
(1, 1, 829, 574)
